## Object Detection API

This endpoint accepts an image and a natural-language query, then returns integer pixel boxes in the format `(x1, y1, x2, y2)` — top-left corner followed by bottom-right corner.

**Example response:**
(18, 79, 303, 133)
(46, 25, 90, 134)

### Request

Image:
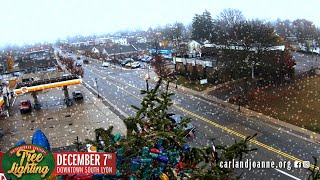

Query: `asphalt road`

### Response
(293, 52, 320, 75)
(80, 61, 319, 179)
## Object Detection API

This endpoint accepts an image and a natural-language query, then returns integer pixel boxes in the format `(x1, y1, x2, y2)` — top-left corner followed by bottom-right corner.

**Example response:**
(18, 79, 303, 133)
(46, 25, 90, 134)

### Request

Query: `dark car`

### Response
(72, 91, 84, 101)
(166, 113, 195, 137)
(19, 100, 32, 114)
(83, 59, 89, 64)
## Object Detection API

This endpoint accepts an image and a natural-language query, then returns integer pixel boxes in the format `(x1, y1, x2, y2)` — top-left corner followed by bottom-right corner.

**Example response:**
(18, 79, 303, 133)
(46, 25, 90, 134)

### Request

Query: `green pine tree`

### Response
(307, 156, 320, 180)
(76, 79, 257, 179)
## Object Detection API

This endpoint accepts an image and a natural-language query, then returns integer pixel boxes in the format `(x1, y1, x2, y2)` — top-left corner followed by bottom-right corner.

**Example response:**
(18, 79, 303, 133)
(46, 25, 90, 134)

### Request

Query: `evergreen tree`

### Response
(307, 156, 320, 180)
(76, 79, 257, 179)
(191, 10, 214, 42)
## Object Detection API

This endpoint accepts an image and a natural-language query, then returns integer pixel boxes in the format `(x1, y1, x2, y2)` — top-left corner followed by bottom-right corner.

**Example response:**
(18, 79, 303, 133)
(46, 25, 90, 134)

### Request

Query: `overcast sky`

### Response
(1, 0, 319, 46)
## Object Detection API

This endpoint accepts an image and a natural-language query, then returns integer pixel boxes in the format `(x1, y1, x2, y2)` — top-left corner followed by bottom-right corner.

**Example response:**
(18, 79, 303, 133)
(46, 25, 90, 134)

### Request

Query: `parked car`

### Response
(125, 62, 133, 67)
(131, 62, 141, 69)
(141, 56, 152, 62)
(75, 61, 82, 67)
(132, 56, 139, 61)
(102, 62, 109, 67)
(83, 59, 89, 64)
(19, 100, 32, 114)
(72, 91, 83, 101)
(121, 59, 134, 66)
(166, 113, 195, 137)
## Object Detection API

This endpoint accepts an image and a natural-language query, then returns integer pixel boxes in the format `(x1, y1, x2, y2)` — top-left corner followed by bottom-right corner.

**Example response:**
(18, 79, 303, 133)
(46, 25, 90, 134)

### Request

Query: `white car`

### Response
(102, 62, 109, 67)
(142, 56, 152, 62)
(131, 62, 141, 69)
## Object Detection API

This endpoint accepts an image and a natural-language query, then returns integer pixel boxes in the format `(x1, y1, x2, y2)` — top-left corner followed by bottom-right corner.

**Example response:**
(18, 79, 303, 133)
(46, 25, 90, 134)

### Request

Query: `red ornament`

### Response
(150, 148, 160, 154)
(177, 162, 183, 169)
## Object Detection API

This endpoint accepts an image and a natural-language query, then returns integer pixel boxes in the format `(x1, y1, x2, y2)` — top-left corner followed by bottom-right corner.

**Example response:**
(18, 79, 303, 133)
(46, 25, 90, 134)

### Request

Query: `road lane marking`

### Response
(274, 168, 301, 180)
(86, 64, 318, 170)
(82, 79, 129, 118)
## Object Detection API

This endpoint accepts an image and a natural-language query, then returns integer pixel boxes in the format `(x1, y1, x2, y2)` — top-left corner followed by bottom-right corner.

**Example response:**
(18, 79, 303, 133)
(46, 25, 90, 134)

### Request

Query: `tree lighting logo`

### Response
(1, 144, 55, 180)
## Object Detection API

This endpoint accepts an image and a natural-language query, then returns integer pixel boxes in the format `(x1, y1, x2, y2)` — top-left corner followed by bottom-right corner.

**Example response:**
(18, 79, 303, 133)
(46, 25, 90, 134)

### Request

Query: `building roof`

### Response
(131, 42, 156, 51)
(18, 59, 56, 70)
(104, 45, 137, 54)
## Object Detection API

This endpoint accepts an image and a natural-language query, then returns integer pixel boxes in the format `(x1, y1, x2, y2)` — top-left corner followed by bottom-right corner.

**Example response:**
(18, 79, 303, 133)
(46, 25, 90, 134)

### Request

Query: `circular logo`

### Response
(21, 87, 28, 93)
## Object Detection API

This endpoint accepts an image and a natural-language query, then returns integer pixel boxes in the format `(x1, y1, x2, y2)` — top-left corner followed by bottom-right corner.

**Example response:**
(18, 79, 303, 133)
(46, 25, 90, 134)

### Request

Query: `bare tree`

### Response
(292, 19, 317, 43)
(274, 19, 293, 38)
(151, 54, 172, 80)
(217, 8, 245, 28)
(215, 9, 245, 45)
(230, 20, 278, 51)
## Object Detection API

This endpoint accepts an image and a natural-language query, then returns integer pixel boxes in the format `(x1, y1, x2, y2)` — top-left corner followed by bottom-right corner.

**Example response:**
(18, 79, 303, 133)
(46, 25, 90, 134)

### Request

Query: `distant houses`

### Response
(88, 45, 138, 59)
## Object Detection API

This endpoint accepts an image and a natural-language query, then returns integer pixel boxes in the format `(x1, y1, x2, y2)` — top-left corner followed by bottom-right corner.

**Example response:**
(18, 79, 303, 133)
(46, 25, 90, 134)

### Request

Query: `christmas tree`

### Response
(76, 78, 257, 179)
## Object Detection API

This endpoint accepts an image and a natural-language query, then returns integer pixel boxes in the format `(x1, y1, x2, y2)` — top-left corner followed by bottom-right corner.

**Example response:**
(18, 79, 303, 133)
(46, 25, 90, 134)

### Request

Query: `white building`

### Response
(188, 40, 202, 54)
(71, 41, 94, 47)
(112, 37, 128, 45)
(94, 37, 112, 45)
(137, 37, 147, 43)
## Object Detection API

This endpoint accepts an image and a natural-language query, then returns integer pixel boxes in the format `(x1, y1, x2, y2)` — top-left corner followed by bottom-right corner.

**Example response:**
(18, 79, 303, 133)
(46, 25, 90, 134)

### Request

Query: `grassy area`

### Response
(176, 76, 214, 91)
(248, 76, 320, 133)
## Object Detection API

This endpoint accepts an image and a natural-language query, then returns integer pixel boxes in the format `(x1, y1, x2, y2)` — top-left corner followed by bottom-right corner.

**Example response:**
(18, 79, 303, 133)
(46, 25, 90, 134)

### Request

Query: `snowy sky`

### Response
(1, 0, 319, 46)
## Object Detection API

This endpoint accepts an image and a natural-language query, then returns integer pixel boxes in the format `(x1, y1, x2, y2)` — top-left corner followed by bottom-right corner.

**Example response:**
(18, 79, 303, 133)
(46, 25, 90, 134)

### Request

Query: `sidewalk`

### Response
(141, 71, 320, 143)
(0, 84, 127, 151)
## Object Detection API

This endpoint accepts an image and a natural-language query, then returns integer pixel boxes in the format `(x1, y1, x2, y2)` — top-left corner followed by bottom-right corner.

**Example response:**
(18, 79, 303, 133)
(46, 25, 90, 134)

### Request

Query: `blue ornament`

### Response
(158, 147, 164, 153)
(150, 152, 159, 158)
(141, 158, 152, 163)
(182, 145, 190, 151)
(130, 159, 141, 172)
(15, 141, 26, 146)
(116, 169, 122, 176)
(142, 147, 149, 156)
(113, 133, 121, 142)
(93, 174, 104, 178)
(157, 155, 169, 164)
(32, 130, 51, 151)
(131, 158, 142, 163)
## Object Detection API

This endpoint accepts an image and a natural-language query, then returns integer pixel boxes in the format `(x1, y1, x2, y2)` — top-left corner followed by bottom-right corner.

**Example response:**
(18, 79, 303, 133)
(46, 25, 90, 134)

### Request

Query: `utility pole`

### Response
(94, 78, 100, 98)
(238, 95, 241, 112)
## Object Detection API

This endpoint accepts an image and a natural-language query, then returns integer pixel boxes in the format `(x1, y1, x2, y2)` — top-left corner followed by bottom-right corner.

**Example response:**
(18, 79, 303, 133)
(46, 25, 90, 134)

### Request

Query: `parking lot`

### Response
(0, 84, 126, 151)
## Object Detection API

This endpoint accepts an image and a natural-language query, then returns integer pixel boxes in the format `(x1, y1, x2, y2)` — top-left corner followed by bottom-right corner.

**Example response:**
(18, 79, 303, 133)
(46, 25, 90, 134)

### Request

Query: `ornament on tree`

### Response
(32, 130, 51, 150)
(150, 148, 160, 154)
(113, 133, 121, 143)
(159, 173, 169, 180)
(182, 145, 190, 151)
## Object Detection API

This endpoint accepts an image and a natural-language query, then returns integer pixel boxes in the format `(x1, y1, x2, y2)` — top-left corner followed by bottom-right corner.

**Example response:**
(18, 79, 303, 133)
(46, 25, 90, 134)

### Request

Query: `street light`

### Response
(94, 78, 100, 98)
(147, 64, 150, 79)
(175, 71, 178, 89)
(251, 61, 255, 79)
(238, 95, 241, 112)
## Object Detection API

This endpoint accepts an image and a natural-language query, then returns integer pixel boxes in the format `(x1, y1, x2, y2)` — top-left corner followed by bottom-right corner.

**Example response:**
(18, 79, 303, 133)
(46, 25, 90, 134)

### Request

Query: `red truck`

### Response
(19, 100, 32, 114)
